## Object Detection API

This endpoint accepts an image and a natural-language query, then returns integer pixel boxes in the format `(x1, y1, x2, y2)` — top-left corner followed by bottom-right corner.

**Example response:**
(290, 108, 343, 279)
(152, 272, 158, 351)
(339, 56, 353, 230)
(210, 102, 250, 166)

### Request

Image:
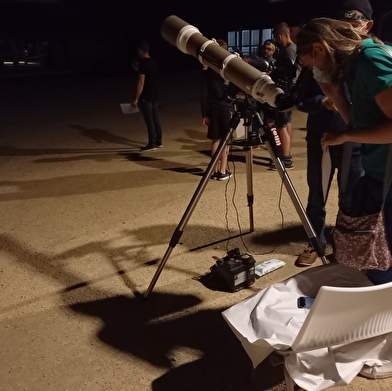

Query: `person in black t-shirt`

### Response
(131, 40, 163, 152)
(200, 39, 232, 181)
(269, 22, 297, 171)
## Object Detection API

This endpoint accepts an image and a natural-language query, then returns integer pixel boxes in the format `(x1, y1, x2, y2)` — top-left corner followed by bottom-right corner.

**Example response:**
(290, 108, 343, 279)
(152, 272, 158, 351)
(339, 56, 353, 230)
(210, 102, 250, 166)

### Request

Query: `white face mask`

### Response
(312, 52, 332, 83)
(312, 66, 332, 83)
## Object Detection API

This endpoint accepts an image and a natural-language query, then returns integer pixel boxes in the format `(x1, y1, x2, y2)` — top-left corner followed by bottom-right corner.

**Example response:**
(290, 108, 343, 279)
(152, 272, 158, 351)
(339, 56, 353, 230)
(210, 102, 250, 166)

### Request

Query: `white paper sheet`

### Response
(233, 119, 246, 139)
(321, 149, 332, 202)
(120, 103, 139, 114)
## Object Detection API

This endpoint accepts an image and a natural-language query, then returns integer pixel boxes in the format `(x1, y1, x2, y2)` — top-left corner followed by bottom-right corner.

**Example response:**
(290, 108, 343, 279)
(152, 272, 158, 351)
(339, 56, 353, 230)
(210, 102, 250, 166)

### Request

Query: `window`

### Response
(228, 29, 259, 56)
(228, 28, 273, 57)
(261, 29, 273, 45)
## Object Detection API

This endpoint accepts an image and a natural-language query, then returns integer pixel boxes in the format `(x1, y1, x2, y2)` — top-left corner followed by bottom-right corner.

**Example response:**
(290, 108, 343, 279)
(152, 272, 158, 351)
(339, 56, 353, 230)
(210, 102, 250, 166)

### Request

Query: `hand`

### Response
(322, 98, 338, 112)
(317, 82, 344, 101)
(131, 99, 138, 108)
(202, 117, 210, 127)
(321, 132, 348, 152)
(318, 82, 351, 124)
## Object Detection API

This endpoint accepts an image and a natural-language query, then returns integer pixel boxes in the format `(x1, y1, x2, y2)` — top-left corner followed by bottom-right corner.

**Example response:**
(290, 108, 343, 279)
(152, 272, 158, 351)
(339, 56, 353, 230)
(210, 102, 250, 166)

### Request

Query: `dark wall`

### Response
(0, 0, 391, 76)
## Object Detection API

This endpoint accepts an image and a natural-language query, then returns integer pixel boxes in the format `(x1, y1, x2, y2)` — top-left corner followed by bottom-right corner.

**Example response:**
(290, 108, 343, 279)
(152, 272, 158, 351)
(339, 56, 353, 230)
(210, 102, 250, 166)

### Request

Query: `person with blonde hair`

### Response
(296, 17, 392, 285)
(262, 40, 276, 67)
(295, 0, 372, 266)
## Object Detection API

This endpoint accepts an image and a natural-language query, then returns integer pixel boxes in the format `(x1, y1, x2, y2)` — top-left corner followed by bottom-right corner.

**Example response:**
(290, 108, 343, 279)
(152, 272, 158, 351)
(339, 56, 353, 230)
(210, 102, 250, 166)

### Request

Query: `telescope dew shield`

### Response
(161, 15, 285, 108)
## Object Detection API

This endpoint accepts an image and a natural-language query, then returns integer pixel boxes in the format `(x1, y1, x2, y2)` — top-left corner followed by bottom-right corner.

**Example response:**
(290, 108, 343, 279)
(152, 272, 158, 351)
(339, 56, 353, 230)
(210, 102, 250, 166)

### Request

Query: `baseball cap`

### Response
(339, 0, 373, 21)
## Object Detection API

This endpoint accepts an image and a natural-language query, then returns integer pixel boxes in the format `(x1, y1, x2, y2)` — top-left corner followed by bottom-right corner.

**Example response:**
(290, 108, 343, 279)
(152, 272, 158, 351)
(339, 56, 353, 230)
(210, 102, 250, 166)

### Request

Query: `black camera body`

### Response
(232, 47, 273, 74)
(246, 55, 272, 73)
(214, 248, 255, 292)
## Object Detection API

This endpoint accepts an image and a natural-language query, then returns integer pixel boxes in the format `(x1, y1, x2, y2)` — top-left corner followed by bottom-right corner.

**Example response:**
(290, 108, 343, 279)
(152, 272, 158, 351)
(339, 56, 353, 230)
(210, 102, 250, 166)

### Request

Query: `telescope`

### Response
(143, 15, 327, 299)
(161, 15, 294, 111)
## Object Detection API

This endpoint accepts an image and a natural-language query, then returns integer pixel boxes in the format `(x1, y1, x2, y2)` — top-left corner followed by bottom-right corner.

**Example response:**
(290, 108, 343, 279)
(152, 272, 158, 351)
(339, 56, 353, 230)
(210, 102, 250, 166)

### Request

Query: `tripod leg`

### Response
(144, 112, 242, 299)
(256, 112, 328, 265)
(242, 109, 258, 233)
(245, 141, 255, 232)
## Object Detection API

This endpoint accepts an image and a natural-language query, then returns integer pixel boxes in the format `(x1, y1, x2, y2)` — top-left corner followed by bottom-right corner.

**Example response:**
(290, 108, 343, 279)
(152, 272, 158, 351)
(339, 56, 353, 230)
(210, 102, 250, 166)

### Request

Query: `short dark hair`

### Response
(273, 22, 290, 37)
(137, 40, 150, 53)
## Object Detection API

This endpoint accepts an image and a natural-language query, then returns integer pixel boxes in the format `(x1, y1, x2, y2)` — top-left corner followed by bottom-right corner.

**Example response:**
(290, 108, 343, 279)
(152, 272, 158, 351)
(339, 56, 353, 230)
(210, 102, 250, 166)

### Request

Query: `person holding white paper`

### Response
(131, 40, 163, 152)
(298, 18, 392, 284)
(294, 68, 363, 266)
(293, 1, 373, 266)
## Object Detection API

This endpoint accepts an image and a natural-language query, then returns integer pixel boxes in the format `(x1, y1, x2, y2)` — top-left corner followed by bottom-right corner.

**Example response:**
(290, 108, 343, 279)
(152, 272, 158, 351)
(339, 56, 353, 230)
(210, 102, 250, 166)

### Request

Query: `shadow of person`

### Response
(251, 225, 310, 246)
(70, 124, 136, 146)
(0, 232, 286, 390)
(70, 293, 284, 391)
(175, 128, 210, 152)
(122, 152, 207, 177)
(71, 293, 201, 368)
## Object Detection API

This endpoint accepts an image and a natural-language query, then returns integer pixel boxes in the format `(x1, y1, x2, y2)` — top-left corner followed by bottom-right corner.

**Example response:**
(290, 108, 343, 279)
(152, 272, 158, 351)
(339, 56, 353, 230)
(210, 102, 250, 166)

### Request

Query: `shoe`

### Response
(325, 253, 337, 263)
(211, 172, 220, 180)
(283, 160, 294, 170)
(156, 143, 163, 148)
(140, 145, 157, 151)
(282, 155, 294, 170)
(217, 170, 232, 181)
(268, 161, 277, 171)
(360, 363, 392, 379)
(268, 161, 294, 171)
(295, 246, 318, 267)
(268, 162, 277, 171)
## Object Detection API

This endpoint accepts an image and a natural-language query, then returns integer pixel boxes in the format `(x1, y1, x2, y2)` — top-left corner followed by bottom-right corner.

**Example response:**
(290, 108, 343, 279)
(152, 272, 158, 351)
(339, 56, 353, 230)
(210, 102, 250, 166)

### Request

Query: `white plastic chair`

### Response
(279, 281, 392, 390)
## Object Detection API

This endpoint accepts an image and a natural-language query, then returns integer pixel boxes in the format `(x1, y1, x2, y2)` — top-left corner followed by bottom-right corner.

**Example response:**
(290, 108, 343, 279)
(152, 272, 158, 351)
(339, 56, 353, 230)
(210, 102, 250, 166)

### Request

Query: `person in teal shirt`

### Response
(344, 38, 392, 182)
(296, 17, 392, 284)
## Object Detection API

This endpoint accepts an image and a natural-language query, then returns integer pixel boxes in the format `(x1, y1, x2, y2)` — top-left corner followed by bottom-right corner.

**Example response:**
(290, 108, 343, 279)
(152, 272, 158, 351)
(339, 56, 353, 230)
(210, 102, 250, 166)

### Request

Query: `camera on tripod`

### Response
(226, 84, 265, 147)
(232, 46, 274, 74)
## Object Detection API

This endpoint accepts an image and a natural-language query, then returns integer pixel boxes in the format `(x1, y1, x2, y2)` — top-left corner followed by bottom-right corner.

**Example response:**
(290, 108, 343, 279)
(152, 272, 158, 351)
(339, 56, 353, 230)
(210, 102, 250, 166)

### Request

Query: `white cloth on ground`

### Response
(222, 263, 392, 391)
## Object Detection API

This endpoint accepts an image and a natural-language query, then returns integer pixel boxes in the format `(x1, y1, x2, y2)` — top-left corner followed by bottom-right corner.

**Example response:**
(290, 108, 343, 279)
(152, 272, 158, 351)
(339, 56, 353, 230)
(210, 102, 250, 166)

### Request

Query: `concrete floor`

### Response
(0, 70, 390, 390)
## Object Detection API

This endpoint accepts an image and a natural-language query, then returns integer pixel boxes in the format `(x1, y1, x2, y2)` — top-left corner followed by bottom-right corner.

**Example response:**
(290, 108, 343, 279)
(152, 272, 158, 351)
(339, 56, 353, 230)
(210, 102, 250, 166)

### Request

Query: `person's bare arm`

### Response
(131, 74, 145, 107)
(321, 86, 392, 152)
(318, 82, 351, 124)
(376, 86, 392, 120)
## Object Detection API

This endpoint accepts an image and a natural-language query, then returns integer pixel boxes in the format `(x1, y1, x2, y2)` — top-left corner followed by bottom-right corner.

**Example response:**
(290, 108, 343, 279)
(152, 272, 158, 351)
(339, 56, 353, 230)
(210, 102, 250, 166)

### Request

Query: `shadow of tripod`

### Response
(144, 93, 328, 299)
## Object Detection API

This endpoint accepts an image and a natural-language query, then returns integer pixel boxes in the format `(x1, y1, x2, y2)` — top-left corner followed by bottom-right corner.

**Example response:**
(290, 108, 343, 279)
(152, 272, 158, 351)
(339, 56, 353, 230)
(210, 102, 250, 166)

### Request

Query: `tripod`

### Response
(229, 93, 272, 232)
(144, 96, 328, 299)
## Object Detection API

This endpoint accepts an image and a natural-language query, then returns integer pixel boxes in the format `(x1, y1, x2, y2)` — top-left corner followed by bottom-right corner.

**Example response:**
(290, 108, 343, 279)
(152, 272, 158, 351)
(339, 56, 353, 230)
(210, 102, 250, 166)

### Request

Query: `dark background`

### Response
(0, 0, 391, 76)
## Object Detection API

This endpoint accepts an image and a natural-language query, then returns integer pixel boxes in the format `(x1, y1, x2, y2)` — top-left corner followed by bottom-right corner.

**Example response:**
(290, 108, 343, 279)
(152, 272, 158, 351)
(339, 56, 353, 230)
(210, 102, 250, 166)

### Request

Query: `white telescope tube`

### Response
(161, 15, 285, 107)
